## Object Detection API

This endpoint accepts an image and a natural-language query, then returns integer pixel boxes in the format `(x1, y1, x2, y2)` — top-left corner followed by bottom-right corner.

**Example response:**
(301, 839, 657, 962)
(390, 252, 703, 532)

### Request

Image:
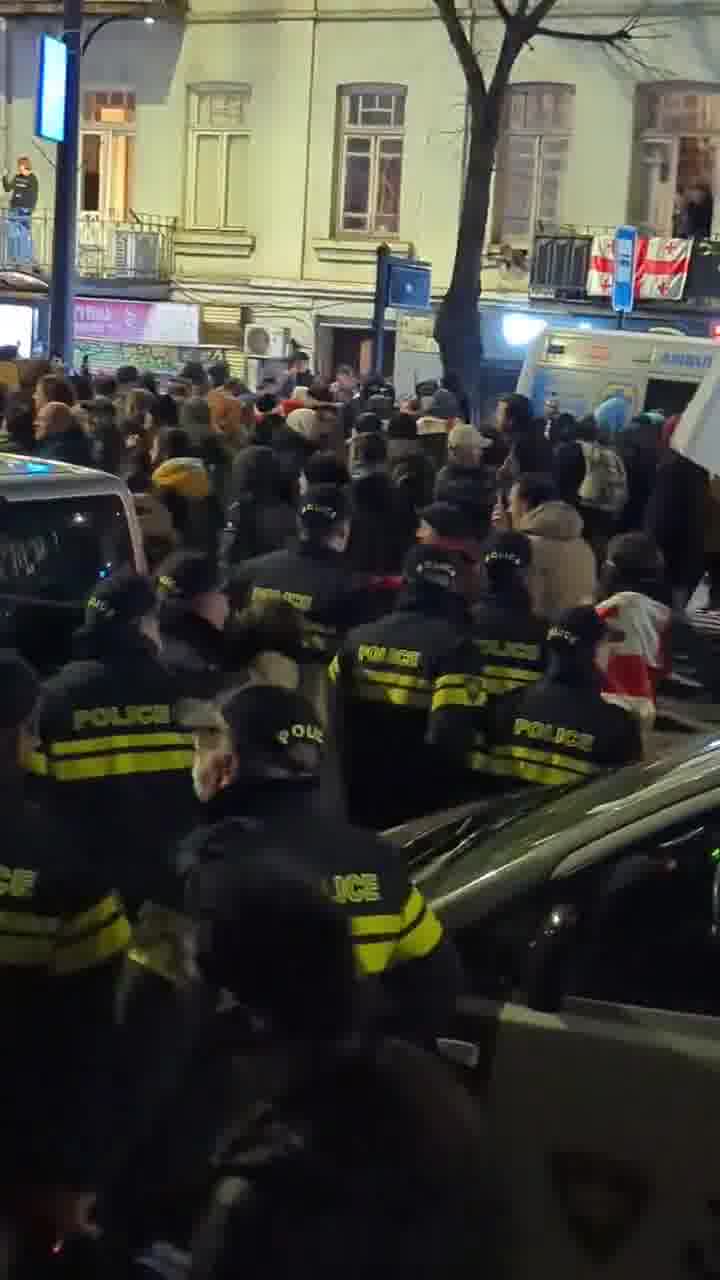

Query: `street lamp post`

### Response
(48, 0, 81, 366)
(48, 8, 157, 367)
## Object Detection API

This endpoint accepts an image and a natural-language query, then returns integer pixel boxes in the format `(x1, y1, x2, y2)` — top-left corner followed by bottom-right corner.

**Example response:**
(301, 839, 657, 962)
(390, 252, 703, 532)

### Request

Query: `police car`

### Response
(390, 738, 720, 1279)
(0, 455, 144, 669)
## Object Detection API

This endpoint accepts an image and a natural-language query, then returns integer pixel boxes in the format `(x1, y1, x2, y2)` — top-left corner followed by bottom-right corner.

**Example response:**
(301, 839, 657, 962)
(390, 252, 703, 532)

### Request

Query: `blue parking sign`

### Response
(612, 225, 637, 314)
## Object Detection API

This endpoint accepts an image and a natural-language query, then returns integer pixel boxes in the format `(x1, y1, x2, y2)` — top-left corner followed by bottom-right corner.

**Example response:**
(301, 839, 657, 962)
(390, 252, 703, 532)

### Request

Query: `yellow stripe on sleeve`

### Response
(48, 749, 193, 781)
(53, 914, 131, 975)
(393, 886, 444, 963)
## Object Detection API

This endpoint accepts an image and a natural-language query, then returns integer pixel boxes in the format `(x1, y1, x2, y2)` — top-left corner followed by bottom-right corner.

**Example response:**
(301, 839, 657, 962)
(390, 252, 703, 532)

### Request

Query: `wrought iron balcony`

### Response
(0, 210, 176, 282)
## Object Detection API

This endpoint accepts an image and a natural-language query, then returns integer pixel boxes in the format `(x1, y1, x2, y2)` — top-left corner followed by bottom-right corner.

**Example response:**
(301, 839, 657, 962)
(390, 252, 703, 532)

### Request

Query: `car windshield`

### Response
(418, 740, 720, 901)
(0, 495, 133, 604)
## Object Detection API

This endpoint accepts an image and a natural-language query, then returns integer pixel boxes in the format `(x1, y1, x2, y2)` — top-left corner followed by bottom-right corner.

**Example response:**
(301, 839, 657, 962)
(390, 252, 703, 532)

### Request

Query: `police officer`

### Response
(233, 484, 364, 657)
(156, 550, 233, 698)
(181, 683, 463, 1040)
(0, 650, 130, 1266)
(482, 606, 643, 787)
(427, 532, 546, 793)
(27, 570, 197, 913)
(329, 543, 478, 828)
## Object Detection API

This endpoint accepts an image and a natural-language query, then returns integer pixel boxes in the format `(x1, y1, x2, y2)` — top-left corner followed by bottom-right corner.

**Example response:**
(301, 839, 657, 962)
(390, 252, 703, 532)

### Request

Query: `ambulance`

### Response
(517, 327, 719, 427)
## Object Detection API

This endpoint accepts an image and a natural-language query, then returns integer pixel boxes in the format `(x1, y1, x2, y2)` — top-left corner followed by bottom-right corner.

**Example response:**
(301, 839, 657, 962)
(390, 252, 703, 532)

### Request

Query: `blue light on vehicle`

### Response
(25, 462, 52, 474)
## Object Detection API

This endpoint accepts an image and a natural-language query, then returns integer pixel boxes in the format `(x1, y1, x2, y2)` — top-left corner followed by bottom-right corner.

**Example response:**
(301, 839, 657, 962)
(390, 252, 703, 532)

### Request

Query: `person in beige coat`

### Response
(508, 473, 597, 619)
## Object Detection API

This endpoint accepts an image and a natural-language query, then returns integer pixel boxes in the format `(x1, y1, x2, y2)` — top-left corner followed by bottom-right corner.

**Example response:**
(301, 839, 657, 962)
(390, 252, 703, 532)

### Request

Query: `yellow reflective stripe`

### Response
(482, 665, 542, 684)
(26, 750, 48, 776)
(467, 751, 586, 787)
(0, 910, 59, 936)
(432, 686, 487, 711)
(62, 892, 122, 938)
(494, 743, 598, 777)
(433, 673, 467, 689)
(394, 886, 443, 962)
(351, 683, 428, 709)
(50, 732, 193, 757)
(53, 913, 131, 975)
(351, 912, 404, 938)
(353, 938, 396, 976)
(328, 654, 340, 683)
(356, 669, 430, 692)
(49, 750, 193, 781)
(0, 935, 54, 966)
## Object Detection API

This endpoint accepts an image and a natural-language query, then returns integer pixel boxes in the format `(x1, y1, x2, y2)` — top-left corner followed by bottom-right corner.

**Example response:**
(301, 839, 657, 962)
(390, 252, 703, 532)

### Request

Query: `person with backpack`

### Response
(557, 417, 628, 562)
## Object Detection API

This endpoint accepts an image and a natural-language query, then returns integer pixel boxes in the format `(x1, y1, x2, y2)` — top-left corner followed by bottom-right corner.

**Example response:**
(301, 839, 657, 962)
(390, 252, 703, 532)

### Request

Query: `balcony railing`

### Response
(0, 210, 176, 282)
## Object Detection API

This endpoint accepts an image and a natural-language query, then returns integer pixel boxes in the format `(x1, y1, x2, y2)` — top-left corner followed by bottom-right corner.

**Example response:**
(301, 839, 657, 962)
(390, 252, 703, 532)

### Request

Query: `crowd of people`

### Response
(1, 349, 718, 1277)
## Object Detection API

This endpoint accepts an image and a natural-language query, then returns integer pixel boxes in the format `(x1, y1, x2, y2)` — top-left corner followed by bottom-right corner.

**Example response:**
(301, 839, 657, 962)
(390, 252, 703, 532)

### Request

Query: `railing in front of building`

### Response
(0, 210, 176, 281)
(529, 223, 720, 309)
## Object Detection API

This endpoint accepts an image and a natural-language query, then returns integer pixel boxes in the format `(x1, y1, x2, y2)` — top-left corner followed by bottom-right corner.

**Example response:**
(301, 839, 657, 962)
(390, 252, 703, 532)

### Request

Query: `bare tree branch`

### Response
(434, 0, 486, 97)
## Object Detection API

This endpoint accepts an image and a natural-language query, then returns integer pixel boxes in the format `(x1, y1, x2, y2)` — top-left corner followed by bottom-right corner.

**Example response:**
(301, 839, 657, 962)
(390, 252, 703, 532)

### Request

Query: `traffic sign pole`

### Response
(612, 224, 638, 331)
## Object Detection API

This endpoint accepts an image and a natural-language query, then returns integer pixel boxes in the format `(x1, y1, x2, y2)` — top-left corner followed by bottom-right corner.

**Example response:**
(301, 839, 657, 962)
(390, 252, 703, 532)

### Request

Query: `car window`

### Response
(453, 813, 720, 1014)
(565, 817, 720, 1016)
(0, 495, 133, 604)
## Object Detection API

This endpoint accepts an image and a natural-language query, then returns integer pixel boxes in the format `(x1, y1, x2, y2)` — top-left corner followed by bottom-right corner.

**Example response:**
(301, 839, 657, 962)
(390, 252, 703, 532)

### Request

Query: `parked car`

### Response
(0, 454, 145, 671)
(388, 739, 720, 1280)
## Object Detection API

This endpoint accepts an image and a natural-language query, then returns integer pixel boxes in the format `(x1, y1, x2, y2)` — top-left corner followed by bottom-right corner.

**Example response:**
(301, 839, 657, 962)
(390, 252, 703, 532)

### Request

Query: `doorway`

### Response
(80, 91, 136, 221)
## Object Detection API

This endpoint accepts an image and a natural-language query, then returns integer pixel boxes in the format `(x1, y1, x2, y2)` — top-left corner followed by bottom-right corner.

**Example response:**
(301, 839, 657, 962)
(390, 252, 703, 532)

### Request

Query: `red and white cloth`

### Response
(586, 235, 692, 302)
(637, 237, 692, 301)
(596, 591, 672, 728)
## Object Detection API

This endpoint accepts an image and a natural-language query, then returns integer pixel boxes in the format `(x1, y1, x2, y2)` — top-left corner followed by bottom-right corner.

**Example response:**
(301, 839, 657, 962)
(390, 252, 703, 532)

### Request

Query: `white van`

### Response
(517, 328, 718, 426)
(0, 455, 145, 671)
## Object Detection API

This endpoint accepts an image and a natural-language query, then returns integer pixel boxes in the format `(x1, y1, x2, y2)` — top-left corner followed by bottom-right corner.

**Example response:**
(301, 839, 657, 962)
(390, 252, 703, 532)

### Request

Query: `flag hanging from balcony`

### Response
(637, 237, 692, 301)
(586, 234, 691, 301)
(586, 236, 615, 297)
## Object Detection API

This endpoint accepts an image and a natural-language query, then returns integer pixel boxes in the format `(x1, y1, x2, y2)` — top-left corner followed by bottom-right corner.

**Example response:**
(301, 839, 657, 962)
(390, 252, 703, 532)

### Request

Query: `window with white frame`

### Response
(336, 85, 406, 237)
(186, 86, 251, 231)
(632, 84, 720, 235)
(493, 84, 575, 243)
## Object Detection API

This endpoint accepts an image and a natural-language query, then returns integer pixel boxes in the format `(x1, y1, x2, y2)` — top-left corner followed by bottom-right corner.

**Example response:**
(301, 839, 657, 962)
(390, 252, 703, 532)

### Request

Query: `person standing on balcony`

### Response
(3, 157, 38, 266)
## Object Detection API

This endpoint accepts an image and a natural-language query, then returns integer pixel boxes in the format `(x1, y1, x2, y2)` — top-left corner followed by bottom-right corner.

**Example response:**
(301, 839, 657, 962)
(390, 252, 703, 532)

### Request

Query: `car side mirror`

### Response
(525, 903, 579, 1014)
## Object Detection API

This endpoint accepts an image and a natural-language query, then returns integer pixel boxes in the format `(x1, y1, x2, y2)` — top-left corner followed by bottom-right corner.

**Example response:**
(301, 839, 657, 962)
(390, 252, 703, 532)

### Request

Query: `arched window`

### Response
(632, 84, 720, 235)
(335, 84, 407, 237)
(492, 83, 575, 244)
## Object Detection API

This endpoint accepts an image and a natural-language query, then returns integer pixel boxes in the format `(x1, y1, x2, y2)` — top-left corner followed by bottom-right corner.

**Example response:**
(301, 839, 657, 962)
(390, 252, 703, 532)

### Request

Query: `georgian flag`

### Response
(586, 235, 615, 297)
(636, 236, 692, 301)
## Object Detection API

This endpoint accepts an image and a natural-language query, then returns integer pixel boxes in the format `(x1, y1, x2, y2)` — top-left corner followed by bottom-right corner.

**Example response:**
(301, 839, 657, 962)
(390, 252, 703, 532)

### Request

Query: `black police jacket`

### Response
(233, 542, 368, 664)
(183, 778, 463, 1041)
(0, 783, 129, 1197)
(28, 630, 199, 912)
(426, 596, 547, 796)
(329, 585, 472, 829)
(482, 669, 643, 787)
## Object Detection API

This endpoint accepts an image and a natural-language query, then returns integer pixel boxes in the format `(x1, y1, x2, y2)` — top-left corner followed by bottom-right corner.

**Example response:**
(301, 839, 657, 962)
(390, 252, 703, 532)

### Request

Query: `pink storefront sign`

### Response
(74, 299, 199, 345)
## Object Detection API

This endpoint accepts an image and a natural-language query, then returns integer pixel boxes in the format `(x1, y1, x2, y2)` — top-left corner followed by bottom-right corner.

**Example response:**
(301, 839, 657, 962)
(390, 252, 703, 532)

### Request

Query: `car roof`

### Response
(0, 453, 121, 497)
(424, 734, 720, 911)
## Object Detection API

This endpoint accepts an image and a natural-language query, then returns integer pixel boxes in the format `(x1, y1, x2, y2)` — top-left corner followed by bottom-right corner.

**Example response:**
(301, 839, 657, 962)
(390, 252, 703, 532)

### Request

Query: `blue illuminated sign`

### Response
(612, 225, 637, 315)
(35, 35, 68, 144)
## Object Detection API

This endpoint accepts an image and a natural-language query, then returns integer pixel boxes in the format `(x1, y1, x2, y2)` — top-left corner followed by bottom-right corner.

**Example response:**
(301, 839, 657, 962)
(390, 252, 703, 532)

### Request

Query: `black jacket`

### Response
(0, 784, 129, 1201)
(329, 585, 472, 828)
(3, 171, 38, 212)
(28, 630, 199, 912)
(234, 542, 369, 664)
(184, 778, 463, 1039)
(434, 461, 494, 532)
(347, 473, 416, 575)
(482, 668, 643, 787)
(645, 453, 708, 591)
(220, 495, 297, 573)
(192, 1038, 494, 1280)
(160, 609, 236, 699)
(34, 426, 95, 469)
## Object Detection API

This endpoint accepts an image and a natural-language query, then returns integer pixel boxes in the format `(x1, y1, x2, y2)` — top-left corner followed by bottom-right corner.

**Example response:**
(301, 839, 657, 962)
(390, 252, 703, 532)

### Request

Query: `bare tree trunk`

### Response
(434, 102, 500, 414)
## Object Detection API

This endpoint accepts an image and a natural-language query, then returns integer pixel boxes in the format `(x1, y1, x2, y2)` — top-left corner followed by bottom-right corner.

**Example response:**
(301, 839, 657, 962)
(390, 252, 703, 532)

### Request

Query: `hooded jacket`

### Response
(434, 461, 494, 535)
(519, 501, 597, 619)
(221, 447, 297, 571)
